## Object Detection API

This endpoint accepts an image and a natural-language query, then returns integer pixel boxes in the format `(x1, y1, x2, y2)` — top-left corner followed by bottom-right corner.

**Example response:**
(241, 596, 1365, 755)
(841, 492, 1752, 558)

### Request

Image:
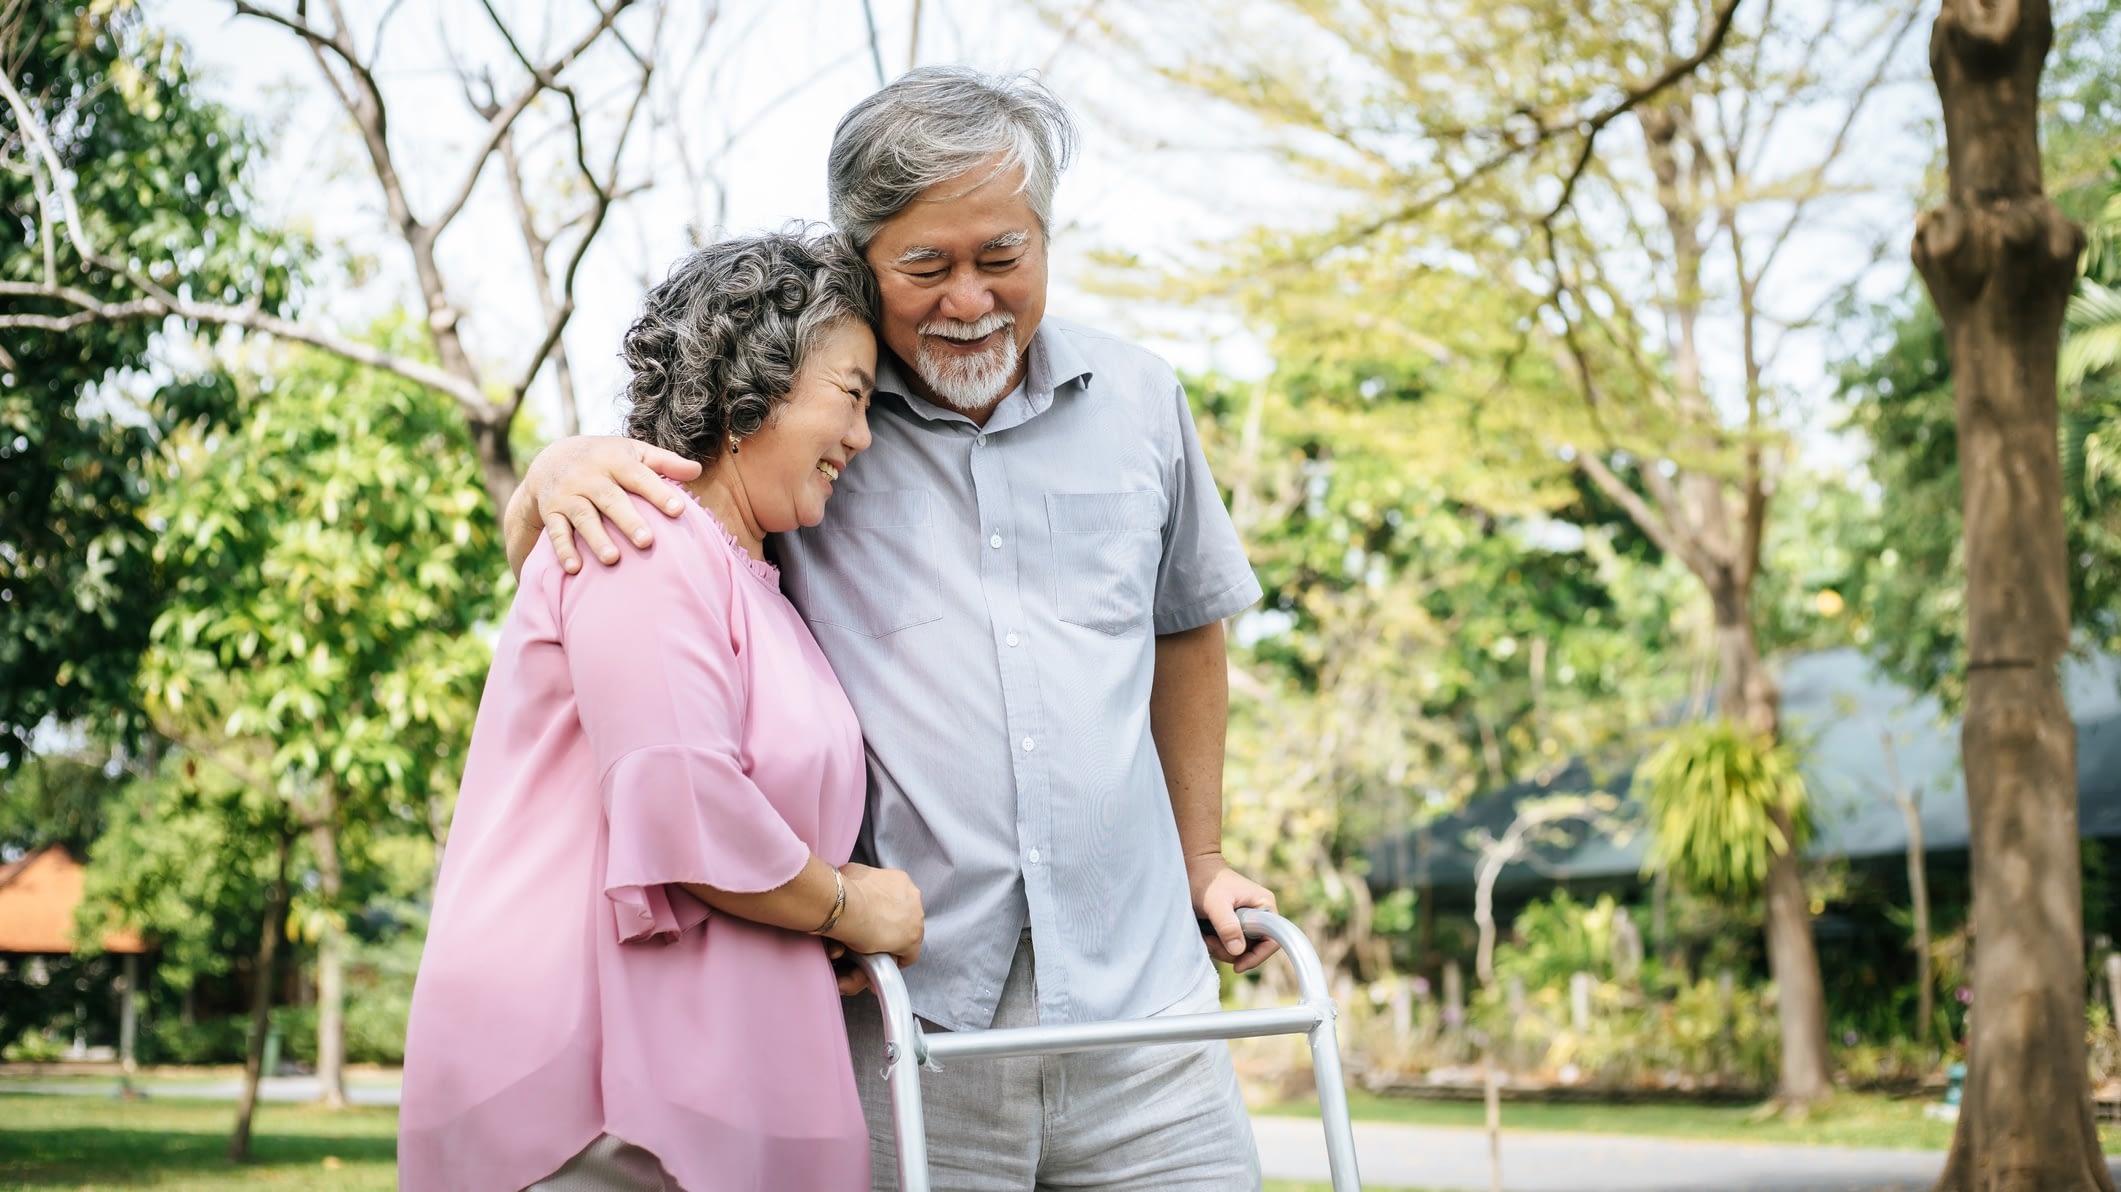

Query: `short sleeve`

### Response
(558, 500, 812, 945)
(1152, 378, 1263, 635)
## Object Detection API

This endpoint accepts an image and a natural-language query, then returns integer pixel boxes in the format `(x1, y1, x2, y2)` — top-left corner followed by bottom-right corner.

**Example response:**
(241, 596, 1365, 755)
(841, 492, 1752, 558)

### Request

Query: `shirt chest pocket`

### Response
(1047, 490, 1164, 637)
(800, 489, 942, 638)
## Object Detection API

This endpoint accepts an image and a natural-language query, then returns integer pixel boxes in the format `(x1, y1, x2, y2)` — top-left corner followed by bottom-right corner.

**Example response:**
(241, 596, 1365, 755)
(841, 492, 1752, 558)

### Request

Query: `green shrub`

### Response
(1494, 891, 1618, 988)
(3, 1026, 73, 1063)
(142, 1015, 249, 1064)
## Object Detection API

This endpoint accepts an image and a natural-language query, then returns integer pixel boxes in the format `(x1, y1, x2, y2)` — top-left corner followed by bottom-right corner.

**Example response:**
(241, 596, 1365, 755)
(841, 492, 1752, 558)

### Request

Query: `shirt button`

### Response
(975, 433, 988, 447)
(1005, 632, 1020, 647)
(989, 533, 1003, 549)
(1028, 848, 1042, 865)
(1021, 737, 1036, 752)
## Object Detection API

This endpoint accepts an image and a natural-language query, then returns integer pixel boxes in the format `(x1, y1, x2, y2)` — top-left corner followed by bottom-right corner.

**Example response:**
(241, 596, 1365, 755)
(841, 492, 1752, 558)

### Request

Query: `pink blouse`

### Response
(400, 487, 870, 1192)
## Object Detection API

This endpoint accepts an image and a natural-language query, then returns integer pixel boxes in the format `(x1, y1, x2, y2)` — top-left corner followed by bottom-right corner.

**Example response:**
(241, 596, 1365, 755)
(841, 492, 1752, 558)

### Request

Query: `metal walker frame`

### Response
(853, 908, 1364, 1191)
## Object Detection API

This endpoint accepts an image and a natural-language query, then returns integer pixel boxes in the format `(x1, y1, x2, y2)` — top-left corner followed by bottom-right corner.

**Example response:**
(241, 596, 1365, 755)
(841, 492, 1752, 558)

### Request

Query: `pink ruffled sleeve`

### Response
(558, 504, 812, 945)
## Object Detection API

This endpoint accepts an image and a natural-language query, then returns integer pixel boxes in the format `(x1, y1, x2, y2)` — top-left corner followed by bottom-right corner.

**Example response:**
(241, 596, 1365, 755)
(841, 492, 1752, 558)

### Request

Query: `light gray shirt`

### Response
(775, 318, 1262, 1031)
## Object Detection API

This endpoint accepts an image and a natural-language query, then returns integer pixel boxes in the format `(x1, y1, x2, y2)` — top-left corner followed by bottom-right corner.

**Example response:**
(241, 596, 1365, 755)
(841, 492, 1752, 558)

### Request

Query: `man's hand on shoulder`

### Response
(1187, 851, 1280, 974)
(505, 436, 701, 577)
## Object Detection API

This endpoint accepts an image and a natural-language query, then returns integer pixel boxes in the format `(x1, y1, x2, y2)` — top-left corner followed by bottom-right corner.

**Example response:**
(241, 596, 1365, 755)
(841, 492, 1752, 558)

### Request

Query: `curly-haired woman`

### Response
(400, 228, 923, 1192)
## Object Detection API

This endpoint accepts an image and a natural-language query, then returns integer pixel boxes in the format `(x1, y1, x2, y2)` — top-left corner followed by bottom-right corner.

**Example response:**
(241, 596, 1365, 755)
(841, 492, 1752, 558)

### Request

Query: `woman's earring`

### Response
(727, 432, 740, 455)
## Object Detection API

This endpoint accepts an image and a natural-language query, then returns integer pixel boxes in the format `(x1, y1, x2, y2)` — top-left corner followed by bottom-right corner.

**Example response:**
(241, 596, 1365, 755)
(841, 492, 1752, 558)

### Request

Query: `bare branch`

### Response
(431, 0, 636, 238)
(0, 279, 485, 412)
(232, 2, 419, 237)
(0, 68, 190, 313)
(1536, 0, 1744, 230)
(371, 0, 411, 58)
(1576, 450, 1706, 575)
(1750, 3, 1924, 287)
(503, 5, 657, 408)
(861, 0, 887, 85)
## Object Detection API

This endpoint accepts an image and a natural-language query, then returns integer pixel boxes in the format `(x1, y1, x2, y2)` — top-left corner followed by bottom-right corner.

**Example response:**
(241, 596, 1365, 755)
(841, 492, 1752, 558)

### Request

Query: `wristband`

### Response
(810, 866, 847, 936)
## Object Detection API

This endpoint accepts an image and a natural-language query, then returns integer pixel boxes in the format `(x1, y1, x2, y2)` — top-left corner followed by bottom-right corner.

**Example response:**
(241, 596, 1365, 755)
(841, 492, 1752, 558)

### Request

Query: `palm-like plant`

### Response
(1638, 720, 1812, 898)
(1637, 716, 1830, 1107)
(2062, 162, 2121, 514)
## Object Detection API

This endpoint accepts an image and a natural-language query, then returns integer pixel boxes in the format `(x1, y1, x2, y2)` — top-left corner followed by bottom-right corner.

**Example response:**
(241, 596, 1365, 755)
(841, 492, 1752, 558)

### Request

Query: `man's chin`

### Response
(913, 358, 1015, 412)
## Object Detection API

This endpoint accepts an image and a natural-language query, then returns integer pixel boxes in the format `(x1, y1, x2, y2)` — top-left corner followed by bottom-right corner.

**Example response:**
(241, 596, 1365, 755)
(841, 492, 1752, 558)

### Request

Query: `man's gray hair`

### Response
(828, 65, 1078, 251)
(622, 226, 878, 464)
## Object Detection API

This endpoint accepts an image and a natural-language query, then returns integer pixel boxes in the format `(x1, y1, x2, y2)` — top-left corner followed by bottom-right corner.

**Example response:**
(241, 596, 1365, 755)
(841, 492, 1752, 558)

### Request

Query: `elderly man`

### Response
(506, 67, 1273, 1190)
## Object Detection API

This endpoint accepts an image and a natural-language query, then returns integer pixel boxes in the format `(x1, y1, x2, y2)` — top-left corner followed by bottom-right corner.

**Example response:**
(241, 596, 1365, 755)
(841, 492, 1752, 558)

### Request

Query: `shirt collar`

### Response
(876, 321, 1097, 431)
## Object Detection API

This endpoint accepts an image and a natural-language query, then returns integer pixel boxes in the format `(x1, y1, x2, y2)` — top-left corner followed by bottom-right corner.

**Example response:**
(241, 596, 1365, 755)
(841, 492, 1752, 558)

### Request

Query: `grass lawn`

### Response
(1263, 1088, 2121, 1153)
(0, 1094, 1425, 1191)
(0, 1094, 397, 1189)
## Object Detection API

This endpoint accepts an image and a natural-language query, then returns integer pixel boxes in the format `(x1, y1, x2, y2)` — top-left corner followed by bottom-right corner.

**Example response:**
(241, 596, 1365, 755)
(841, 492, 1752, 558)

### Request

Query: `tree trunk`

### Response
(310, 796, 348, 1110)
(1915, 0, 2103, 1182)
(1415, 827, 1437, 980)
(1652, 870, 1678, 974)
(471, 414, 520, 522)
(230, 831, 292, 1163)
(1761, 821, 1833, 1102)
(1902, 797, 1936, 1044)
(1714, 583, 1833, 1105)
(1475, 849, 1507, 988)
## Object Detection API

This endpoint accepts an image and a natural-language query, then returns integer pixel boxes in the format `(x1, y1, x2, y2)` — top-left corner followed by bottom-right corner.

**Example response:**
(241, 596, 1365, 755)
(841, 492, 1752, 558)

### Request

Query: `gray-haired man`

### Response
(507, 67, 1273, 1189)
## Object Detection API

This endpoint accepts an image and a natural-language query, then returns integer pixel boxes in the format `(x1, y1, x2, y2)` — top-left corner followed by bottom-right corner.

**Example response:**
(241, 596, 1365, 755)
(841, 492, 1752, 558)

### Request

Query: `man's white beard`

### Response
(912, 313, 1020, 412)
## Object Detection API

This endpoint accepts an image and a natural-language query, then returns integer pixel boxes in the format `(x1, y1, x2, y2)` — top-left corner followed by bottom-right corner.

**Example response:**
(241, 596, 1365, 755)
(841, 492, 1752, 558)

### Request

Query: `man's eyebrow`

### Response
(892, 245, 947, 265)
(981, 230, 1028, 252)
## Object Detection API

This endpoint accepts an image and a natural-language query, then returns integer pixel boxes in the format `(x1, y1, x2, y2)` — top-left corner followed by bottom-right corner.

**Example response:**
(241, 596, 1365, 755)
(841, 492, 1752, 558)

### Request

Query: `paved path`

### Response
(1255, 1114, 2121, 1190)
(13, 1076, 2121, 1190)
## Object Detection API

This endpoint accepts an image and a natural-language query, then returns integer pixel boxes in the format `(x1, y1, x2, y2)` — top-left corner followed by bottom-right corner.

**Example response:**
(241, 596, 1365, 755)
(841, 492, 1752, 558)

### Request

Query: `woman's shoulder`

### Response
(537, 484, 762, 618)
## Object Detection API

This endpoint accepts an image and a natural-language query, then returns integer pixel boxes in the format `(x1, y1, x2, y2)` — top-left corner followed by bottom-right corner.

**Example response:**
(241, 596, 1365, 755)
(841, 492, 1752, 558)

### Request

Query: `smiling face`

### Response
(724, 318, 878, 535)
(862, 158, 1048, 418)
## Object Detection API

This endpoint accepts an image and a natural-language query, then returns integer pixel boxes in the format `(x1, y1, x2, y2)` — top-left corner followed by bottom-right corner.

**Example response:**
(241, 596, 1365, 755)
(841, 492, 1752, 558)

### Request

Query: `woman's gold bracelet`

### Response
(811, 865, 847, 936)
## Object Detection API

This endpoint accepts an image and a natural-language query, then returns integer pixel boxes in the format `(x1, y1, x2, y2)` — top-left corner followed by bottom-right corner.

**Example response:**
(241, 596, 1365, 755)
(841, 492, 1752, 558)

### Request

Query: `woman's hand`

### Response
(505, 435, 701, 577)
(826, 863, 924, 973)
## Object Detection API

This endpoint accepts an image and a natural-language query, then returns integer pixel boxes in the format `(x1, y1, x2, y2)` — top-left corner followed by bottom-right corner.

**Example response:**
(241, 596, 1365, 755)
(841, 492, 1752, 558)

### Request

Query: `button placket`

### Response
(967, 412, 1055, 1013)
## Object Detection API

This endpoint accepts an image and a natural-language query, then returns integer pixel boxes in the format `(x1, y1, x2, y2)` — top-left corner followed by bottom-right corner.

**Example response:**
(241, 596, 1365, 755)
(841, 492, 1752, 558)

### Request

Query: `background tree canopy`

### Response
(0, 0, 298, 776)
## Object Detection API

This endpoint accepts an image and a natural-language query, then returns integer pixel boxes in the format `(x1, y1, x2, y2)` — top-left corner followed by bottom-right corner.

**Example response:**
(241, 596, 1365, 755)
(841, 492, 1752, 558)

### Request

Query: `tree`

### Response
(1910, 0, 2108, 1180)
(120, 327, 501, 1142)
(1636, 718, 1826, 1098)
(1470, 793, 1619, 988)
(0, 0, 293, 767)
(1837, 0, 2121, 701)
(0, 0, 660, 514)
(1191, 355, 1686, 984)
(1055, 0, 1925, 1102)
(1877, 729, 1938, 1048)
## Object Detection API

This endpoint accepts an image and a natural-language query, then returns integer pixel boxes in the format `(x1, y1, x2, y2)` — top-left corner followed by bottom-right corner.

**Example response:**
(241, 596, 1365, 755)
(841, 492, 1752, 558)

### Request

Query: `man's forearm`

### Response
(503, 480, 542, 578)
(1151, 620, 1232, 863)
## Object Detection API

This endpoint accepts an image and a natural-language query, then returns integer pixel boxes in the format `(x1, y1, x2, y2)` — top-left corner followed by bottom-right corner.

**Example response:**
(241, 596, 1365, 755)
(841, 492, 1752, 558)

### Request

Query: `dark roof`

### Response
(1369, 648, 2121, 894)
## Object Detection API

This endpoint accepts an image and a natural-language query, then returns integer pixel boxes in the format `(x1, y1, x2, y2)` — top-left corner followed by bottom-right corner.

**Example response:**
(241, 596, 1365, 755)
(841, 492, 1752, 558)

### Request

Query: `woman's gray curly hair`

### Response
(622, 226, 879, 463)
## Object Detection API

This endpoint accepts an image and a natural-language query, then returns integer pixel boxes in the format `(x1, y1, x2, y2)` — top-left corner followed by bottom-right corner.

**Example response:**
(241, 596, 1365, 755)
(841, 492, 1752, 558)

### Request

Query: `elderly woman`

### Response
(399, 228, 923, 1192)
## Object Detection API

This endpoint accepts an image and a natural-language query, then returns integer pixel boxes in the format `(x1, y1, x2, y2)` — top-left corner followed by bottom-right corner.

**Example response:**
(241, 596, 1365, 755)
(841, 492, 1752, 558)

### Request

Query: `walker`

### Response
(854, 908, 1364, 1191)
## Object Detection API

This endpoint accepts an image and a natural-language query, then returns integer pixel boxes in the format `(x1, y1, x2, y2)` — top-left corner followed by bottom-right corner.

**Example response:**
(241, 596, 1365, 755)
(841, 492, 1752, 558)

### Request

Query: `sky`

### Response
(155, 0, 1277, 439)
(149, 0, 1940, 460)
